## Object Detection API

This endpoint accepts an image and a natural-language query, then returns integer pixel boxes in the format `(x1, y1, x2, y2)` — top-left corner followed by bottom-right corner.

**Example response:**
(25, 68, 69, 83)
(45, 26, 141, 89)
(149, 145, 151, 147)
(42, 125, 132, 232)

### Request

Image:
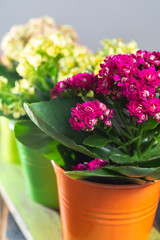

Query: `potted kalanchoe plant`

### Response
(0, 16, 57, 164)
(15, 50, 160, 240)
(1, 15, 138, 209)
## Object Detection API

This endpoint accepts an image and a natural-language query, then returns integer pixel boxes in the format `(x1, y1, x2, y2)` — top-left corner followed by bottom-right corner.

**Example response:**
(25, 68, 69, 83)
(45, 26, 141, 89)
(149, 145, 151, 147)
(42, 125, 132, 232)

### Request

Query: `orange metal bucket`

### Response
(53, 162, 160, 240)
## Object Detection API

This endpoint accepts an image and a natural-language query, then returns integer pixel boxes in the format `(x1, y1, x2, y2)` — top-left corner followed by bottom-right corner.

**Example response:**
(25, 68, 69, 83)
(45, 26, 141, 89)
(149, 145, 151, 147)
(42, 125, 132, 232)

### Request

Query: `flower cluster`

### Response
(57, 25, 78, 42)
(16, 31, 95, 90)
(0, 16, 139, 123)
(97, 51, 160, 123)
(69, 100, 113, 131)
(0, 75, 39, 119)
(57, 45, 96, 81)
(0, 98, 26, 119)
(93, 38, 138, 74)
(51, 72, 97, 98)
(99, 38, 138, 56)
(1, 16, 56, 64)
(72, 158, 108, 171)
(0, 16, 96, 119)
(16, 36, 139, 90)
(51, 50, 160, 124)
(16, 32, 69, 74)
(11, 79, 35, 96)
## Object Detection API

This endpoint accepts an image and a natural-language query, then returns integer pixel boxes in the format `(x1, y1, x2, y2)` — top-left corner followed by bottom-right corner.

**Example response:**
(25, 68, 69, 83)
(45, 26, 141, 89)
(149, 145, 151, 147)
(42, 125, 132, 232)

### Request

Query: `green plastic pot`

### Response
(0, 117, 20, 164)
(17, 141, 59, 209)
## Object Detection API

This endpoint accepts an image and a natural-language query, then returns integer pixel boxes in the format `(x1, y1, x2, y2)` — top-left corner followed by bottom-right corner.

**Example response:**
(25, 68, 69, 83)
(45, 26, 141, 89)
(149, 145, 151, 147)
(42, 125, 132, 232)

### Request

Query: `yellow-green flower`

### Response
(1, 17, 56, 62)
(0, 102, 12, 116)
(0, 101, 26, 119)
(11, 79, 35, 95)
(1, 16, 80, 67)
(16, 31, 96, 91)
(98, 38, 138, 56)
(93, 38, 139, 74)
(0, 74, 39, 119)
(12, 104, 26, 119)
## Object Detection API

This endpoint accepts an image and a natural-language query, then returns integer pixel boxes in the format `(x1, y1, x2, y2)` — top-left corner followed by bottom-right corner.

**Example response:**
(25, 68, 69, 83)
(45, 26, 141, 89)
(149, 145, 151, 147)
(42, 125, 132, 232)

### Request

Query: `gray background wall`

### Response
(0, 0, 160, 52)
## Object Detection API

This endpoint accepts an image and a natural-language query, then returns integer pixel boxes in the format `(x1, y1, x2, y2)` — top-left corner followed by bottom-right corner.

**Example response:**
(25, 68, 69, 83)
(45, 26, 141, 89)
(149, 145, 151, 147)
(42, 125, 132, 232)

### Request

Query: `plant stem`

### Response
(136, 128, 142, 159)
(142, 131, 160, 154)
(38, 75, 50, 91)
(54, 65, 59, 85)
(106, 128, 129, 154)
(143, 139, 156, 154)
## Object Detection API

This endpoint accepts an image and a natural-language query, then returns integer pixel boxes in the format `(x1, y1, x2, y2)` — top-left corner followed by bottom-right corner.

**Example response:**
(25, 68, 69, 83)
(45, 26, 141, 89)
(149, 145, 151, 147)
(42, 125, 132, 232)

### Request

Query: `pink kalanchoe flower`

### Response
(69, 100, 113, 131)
(50, 72, 97, 99)
(139, 85, 155, 100)
(136, 50, 160, 68)
(72, 159, 108, 171)
(145, 98, 160, 115)
(126, 97, 160, 123)
(97, 50, 160, 123)
(97, 53, 139, 97)
(50, 78, 72, 98)
(140, 67, 160, 87)
(154, 113, 160, 122)
(127, 100, 148, 123)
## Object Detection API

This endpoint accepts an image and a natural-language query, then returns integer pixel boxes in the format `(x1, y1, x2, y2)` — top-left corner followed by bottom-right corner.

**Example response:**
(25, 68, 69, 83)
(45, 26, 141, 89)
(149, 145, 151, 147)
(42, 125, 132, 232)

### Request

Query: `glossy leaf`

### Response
(142, 118, 159, 131)
(110, 153, 139, 164)
(144, 169, 160, 180)
(83, 130, 113, 147)
(24, 97, 118, 161)
(142, 145, 160, 159)
(14, 120, 75, 168)
(105, 165, 159, 178)
(15, 120, 57, 154)
(125, 156, 160, 168)
(66, 167, 147, 184)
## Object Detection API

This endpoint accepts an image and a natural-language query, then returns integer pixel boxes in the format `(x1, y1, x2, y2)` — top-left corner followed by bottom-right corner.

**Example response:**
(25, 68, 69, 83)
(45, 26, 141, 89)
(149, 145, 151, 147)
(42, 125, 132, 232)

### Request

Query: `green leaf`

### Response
(137, 157, 160, 168)
(65, 167, 147, 184)
(25, 97, 93, 155)
(88, 145, 122, 161)
(118, 136, 140, 149)
(14, 120, 75, 168)
(15, 120, 57, 154)
(0, 64, 19, 87)
(142, 145, 160, 159)
(83, 130, 113, 147)
(24, 97, 118, 161)
(110, 153, 139, 164)
(144, 168, 160, 180)
(105, 165, 158, 178)
(142, 118, 159, 131)
(126, 123, 138, 131)
(153, 136, 160, 143)
(112, 122, 132, 138)
(66, 167, 121, 178)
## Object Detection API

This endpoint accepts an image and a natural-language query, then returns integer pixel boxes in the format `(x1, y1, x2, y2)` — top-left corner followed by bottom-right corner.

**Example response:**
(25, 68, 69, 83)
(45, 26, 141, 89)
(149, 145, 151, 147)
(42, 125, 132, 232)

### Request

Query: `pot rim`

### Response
(51, 161, 159, 190)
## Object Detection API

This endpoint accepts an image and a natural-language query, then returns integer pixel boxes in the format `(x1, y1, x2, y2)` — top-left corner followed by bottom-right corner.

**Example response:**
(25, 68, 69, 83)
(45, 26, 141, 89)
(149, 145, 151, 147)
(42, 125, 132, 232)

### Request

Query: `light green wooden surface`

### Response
(151, 227, 160, 240)
(0, 160, 159, 240)
(0, 160, 63, 240)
